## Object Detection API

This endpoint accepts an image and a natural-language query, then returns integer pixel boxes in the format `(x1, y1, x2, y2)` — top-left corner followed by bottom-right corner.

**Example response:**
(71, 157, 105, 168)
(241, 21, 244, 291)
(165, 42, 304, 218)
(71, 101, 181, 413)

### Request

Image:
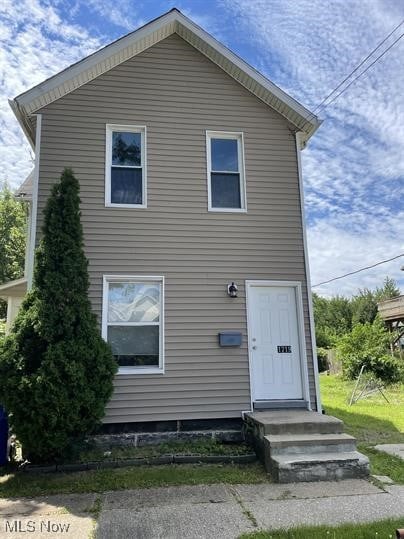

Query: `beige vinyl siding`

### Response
(36, 34, 317, 422)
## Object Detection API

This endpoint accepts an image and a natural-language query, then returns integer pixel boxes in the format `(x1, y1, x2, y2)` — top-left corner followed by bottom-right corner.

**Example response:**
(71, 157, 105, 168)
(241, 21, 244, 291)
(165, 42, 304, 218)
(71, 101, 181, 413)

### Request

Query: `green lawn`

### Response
(1, 374, 403, 498)
(77, 438, 252, 462)
(0, 462, 268, 498)
(320, 374, 404, 482)
(239, 517, 404, 539)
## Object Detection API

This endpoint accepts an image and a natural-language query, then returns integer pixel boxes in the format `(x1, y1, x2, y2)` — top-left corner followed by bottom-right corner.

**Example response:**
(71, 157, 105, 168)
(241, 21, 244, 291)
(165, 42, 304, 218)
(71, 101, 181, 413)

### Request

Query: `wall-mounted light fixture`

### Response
(227, 282, 238, 298)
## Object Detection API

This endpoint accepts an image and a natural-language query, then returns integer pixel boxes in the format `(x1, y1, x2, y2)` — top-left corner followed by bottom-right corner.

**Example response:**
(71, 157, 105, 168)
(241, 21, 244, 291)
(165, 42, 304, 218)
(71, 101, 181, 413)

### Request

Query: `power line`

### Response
(306, 23, 404, 290)
(303, 18, 404, 126)
(316, 31, 404, 112)
(312, 19, 404, 114)
(312, 253, 404, 288)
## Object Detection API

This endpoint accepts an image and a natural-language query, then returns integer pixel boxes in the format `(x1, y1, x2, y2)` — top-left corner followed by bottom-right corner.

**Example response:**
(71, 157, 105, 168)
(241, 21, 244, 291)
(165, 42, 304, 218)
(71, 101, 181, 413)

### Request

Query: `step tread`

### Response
(246, 410, 343, 427)
(265, 433, 356, 445)
(272, 451, 369, 466)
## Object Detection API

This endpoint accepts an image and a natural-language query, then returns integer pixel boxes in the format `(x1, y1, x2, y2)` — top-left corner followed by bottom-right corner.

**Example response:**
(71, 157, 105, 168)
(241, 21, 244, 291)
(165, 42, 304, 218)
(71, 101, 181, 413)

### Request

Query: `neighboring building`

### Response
(0, 172, 32, 333)
(2, 9, 322, 425)
(378, 295, 404, 352)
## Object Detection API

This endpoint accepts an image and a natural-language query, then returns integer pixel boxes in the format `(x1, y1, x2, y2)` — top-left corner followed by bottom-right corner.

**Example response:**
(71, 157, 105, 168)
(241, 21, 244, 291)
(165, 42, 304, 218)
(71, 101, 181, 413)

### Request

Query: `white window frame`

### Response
(102, 275, 164, 375)
(206, 131, 247, 213)
(105, 124, 147, 208)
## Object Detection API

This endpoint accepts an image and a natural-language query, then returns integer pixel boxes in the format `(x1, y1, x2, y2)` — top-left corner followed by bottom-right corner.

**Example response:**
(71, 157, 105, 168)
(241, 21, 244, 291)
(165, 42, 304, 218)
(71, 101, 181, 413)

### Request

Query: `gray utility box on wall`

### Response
(218, 331, 242, 347)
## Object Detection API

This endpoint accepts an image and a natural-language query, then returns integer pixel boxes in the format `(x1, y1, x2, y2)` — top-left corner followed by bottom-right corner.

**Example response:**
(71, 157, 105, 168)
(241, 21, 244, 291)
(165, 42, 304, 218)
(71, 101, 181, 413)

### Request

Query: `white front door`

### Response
(248, 284, 303, 401)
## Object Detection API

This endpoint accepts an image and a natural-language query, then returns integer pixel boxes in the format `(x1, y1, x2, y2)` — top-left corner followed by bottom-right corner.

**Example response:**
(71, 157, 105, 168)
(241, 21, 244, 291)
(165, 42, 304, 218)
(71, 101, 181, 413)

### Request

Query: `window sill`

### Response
(208, 207, 247, 213)
(117, 367, 164, 375)
(105, 203, 147, 209)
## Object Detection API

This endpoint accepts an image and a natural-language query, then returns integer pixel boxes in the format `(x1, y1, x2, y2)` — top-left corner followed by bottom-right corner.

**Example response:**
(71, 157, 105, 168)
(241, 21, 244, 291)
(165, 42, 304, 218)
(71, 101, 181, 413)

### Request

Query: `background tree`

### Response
(313, 293, 352, 347)
(0, 182, 27, 318)
(0, 169, 117, 462)
(336, 317, 400, 382)
(351, 288, 378, 326)
(375, 276, 400, 302)
(313, 277, 402, 381)
(314, 277, 401, 344)
(351, 277, 400, 327)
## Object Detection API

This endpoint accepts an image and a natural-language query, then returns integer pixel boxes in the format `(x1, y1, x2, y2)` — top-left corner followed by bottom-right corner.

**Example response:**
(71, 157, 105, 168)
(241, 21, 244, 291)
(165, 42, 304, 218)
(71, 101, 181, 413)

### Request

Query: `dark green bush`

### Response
(344, 353, 401, 383)
(317, 347, 329, 372)
(336, 317, 400, 383)
(0, 169, 117, 462)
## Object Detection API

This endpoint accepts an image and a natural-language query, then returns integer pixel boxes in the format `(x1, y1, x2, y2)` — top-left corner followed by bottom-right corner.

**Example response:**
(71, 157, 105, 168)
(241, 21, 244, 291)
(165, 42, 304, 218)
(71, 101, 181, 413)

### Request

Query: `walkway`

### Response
(1, 479, 404, 538)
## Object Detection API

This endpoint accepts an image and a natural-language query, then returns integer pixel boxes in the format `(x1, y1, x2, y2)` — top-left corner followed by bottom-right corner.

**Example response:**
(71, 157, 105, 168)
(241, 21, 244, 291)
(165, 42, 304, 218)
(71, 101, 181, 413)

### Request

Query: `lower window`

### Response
(102, 276, 164, 373)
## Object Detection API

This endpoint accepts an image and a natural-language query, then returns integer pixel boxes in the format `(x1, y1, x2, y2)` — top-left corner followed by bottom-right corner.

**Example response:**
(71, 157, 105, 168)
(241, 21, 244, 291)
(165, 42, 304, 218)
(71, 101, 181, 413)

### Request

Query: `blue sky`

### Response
(1, 0, 403, 297)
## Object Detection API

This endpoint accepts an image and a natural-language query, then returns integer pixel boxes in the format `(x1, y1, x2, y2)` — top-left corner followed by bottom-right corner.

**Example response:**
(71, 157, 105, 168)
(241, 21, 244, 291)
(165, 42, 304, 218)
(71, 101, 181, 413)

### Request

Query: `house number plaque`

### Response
(277, 345, 292, 353)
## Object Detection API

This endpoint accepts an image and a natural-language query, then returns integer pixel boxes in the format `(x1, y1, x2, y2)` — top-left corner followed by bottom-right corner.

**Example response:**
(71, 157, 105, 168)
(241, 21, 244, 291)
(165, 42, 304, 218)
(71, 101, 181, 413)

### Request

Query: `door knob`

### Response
(252, 345, 257, 350)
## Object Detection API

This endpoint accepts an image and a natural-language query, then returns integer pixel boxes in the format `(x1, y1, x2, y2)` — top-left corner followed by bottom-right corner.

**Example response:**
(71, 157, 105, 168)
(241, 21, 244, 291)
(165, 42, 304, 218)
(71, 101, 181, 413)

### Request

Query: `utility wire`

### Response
(306, 23, 404, 290)
(316, 31, 404, 112)
(303, 18, 404, 126)
(312, 253, 404, 288)
(313, 19, 404, 114)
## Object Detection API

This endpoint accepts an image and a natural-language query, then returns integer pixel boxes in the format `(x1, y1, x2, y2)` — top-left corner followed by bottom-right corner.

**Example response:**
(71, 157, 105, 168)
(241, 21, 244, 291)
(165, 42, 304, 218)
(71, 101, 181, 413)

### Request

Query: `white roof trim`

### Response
(11, 9, 320, 146)
(0, 277, 27, 298)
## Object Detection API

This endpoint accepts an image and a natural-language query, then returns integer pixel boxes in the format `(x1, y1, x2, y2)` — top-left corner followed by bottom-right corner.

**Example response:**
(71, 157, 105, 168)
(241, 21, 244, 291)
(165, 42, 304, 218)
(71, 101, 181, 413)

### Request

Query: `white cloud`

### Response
(308, 215, 404, 297)
(222, 0, 404, 296)
(85, 0, 145, 31)
(0, 0, 106, 188)
(1, 0, 403, 298)
(177, 5, 229, 41)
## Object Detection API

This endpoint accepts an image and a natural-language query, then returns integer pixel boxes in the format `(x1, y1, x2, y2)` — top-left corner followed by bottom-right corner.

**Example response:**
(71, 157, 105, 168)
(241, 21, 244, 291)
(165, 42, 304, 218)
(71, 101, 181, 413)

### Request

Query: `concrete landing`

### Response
(245, 410, 369, 483)
(246, 410, 343, 435)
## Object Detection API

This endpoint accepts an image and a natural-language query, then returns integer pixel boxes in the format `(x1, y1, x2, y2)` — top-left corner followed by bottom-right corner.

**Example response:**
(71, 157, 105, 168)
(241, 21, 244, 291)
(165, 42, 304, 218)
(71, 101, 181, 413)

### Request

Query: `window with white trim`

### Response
(105, 125, 146, 207)
(102, 276, 164, 373)
(207, 131, 246, 211)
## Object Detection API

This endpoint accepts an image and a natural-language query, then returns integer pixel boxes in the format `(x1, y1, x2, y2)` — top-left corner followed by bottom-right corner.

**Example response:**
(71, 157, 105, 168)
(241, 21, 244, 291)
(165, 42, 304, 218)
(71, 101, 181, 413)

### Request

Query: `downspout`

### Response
(23, 201, 32, 277)
(295, 132, 322, 412)
(27, 114, 42, 290)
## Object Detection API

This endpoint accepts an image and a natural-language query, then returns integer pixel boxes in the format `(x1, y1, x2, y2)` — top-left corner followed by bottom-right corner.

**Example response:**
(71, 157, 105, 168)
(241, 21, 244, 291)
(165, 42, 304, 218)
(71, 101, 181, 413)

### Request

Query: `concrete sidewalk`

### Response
(1, 480, 404, 539)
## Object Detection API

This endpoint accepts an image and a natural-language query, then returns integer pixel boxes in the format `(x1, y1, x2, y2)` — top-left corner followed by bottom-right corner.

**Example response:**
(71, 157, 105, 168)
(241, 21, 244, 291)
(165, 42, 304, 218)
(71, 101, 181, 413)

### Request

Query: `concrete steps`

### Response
(266, 433, 357, 455)
(270, 451, 370, 483)
(244, 410, 369, 483)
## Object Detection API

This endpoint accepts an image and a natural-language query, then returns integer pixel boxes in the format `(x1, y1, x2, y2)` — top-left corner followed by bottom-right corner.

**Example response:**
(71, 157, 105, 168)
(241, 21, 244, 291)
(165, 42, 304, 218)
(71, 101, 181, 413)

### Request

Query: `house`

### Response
(2, 9, 322, 425)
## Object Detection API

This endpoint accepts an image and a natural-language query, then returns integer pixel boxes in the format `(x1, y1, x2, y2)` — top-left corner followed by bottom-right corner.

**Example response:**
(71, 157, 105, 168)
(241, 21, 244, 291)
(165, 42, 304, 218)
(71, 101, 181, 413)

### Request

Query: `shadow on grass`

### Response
(323, 405, 404, 445)
(323, 405, 404, 483)
(0, 462, 268, 499)
(0, 467, 100, 536)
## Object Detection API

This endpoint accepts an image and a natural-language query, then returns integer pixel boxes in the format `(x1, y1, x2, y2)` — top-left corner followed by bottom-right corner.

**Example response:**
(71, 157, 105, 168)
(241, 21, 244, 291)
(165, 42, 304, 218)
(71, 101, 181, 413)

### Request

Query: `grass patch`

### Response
(78, 439, 252, 462)
(320, 374, 404, 482)
(0, 462, 268, 499)
(361, 445, 404, 483)
(239, 517, 404, 538)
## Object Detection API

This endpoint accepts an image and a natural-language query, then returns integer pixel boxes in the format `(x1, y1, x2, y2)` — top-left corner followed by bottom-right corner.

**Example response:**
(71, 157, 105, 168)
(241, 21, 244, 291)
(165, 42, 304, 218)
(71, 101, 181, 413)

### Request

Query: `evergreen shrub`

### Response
(0, 169, 117, 462)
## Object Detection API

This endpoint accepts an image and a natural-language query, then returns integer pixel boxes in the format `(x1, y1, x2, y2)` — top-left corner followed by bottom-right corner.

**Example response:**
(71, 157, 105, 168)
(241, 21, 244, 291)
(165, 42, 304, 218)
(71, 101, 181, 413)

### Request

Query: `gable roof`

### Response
(11, 8, 321, 148)
(15, 169, 34, 200)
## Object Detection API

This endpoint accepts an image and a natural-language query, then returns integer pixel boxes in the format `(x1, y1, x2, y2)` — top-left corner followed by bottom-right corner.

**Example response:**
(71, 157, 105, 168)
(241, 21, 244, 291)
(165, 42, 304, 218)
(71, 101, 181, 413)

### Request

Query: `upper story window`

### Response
(105, 125, 147, 208)
(206, 131, 247, 212)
